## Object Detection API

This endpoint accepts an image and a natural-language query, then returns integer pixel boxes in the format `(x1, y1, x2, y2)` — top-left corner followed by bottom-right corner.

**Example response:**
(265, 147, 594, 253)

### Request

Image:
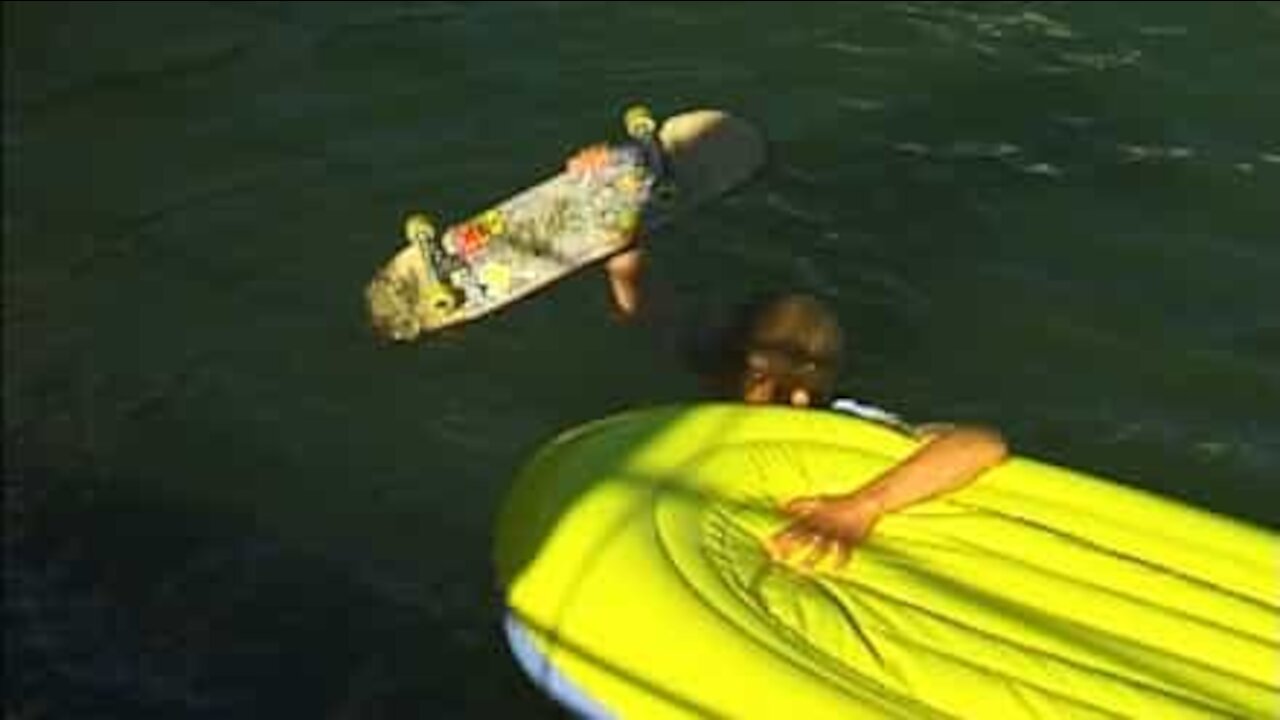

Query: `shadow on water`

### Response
(6, 405, 743, 718)
(5, 460, 566, 719)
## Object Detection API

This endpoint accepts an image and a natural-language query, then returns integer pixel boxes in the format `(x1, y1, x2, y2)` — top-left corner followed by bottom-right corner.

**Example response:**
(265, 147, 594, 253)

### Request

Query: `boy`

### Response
(725, 293, 1008, 568)
(614, 285, 1009, 569)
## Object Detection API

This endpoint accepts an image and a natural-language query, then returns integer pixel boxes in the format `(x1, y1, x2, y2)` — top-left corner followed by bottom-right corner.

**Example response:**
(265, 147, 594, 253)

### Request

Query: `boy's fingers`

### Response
(769, 525, 813, 560)
(832, 541, 853, 570)
(802, 539, 832, 569)
(782, 497, 822, 516)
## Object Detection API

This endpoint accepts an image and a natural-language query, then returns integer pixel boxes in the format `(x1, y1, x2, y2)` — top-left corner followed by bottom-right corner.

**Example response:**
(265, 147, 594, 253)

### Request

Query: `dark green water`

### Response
(5, 2, 1278, 717)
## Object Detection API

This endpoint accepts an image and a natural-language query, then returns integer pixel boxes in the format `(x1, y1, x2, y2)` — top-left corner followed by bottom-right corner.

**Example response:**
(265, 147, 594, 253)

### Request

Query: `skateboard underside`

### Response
(417, 143, 660, 328)
(365, 109, 765, 339)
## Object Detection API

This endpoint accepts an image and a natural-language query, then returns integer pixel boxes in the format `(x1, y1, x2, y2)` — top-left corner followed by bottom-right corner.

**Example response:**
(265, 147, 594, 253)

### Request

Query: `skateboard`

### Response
(364, 106, 765, 341)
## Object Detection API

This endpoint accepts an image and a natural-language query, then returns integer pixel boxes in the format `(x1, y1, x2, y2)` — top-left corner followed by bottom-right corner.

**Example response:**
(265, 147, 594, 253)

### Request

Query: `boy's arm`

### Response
(604, 247, 645, 321)
(768, 425, 1008, 569)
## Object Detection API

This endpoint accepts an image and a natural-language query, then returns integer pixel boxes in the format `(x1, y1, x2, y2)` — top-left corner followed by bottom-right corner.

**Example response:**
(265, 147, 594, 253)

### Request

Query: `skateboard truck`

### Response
(403, 213, 462, 313)
(624, 105, 673, 197)
(404, 212, 441, 273)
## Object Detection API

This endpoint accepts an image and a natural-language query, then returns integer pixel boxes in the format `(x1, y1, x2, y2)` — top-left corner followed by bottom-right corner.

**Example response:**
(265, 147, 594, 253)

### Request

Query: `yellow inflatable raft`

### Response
(494, 404, 1279, 718)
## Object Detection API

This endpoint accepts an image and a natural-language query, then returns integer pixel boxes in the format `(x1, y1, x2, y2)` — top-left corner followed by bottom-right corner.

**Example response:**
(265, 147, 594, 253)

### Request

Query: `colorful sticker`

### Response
(567, 144, 612, 175)
(478, 262, 513, 296)
(455, 224, 488, 260)
(616, 169, 649, 196)
(615, 208, 640, 237)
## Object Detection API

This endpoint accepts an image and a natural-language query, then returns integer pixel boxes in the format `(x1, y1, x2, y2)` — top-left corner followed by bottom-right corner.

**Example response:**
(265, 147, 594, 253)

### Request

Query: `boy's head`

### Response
(725, 292, 844, 407)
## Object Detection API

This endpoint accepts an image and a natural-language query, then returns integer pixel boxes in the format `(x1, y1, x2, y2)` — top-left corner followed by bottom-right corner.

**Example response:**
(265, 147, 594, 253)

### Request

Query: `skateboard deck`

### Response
(364, 107, 765, 340)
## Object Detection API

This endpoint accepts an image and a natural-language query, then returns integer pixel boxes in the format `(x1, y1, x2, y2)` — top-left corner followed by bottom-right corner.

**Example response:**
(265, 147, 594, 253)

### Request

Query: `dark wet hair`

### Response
(697, 291, 844, 403)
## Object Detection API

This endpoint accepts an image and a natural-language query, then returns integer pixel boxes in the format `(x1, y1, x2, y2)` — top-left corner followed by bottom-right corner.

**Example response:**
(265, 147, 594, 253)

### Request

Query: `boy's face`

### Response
(740, 349, 816, 407)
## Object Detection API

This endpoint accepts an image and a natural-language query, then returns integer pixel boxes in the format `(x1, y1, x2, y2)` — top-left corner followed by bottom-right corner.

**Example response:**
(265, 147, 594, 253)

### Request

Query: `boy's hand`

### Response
(604, 248, 644, 321)
(767, 493, 884, 570)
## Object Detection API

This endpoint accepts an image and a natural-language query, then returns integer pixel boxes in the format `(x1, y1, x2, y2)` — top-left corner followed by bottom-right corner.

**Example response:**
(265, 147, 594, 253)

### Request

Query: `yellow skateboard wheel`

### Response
(479, 209, 506, 236)
(624, 105, 656, 139)
(423, 283, 458, 314)
(404, 213, 437, 244)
